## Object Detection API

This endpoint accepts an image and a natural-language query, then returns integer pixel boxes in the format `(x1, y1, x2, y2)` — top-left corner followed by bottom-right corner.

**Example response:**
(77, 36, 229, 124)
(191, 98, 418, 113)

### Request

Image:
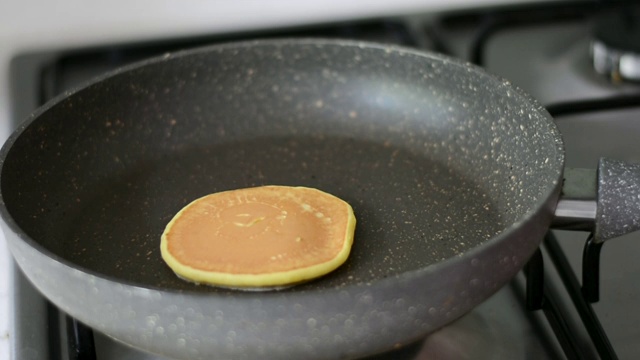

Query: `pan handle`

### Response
(551, 158, 640, 243)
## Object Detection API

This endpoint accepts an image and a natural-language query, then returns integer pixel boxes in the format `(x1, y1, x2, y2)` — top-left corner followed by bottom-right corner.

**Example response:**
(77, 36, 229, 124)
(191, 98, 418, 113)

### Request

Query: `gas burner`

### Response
(591, 5, 640, 82)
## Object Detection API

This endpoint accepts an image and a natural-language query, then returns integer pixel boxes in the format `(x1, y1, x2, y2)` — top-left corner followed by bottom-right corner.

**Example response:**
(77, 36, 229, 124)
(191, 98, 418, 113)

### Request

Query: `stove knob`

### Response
(590, 5, 640, 83)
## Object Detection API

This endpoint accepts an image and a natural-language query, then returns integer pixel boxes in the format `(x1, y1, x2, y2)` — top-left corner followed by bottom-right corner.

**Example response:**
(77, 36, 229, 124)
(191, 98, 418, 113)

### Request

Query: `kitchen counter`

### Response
(0, 1, 556, 358)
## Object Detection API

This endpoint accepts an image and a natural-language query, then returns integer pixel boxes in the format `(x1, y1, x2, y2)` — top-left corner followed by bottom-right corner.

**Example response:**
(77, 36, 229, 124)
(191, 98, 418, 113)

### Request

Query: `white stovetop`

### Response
(0, 1, 555, 358)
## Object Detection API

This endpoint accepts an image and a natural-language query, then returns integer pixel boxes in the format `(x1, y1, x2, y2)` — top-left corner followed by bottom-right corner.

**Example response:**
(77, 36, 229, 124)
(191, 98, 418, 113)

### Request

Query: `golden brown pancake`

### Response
(160, 186, 356, 289)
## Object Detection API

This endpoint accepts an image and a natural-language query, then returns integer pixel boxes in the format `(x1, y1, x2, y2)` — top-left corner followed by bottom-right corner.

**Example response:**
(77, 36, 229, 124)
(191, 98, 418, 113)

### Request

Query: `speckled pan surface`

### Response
(596, 158, 640, 242)
(0, 39, 563, 359)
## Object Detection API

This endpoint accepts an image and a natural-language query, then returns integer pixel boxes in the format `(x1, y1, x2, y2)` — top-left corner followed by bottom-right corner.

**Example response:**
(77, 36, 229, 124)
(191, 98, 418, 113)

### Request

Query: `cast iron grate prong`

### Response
(66, 316, 96, 360)
(464, 2, 597, 66)
(547, 94, 640, 118)
(582, 234, 604, 303)
(524, 249, 545, 311)
(544, 232, 618, 360)
(524, 248, 583, 359)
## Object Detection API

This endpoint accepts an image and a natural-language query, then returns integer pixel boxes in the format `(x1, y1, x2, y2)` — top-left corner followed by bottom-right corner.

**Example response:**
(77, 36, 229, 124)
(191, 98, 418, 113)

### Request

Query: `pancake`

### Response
(160, 186, 356, 289)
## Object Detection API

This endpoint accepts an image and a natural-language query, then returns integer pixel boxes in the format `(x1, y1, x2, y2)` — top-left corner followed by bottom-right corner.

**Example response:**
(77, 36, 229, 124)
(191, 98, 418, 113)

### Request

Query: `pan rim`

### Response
(0, 38, 565, 297)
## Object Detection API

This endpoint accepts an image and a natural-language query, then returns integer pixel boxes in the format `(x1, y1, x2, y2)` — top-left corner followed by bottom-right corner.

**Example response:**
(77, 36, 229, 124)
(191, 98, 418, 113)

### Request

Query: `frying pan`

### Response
(1, 39, 638, 359)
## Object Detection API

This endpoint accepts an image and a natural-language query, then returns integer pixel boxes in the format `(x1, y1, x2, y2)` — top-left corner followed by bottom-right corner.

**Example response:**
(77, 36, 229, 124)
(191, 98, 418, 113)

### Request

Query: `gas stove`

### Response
(4, 1, 640, 359)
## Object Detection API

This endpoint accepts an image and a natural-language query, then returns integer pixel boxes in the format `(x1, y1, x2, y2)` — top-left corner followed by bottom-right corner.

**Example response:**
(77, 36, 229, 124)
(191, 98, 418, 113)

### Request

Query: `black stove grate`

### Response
(65, 318, 96, 360)
(544, 233, 616, 360)
(524, 247, 584, 359)
(523, 232, 618, 360)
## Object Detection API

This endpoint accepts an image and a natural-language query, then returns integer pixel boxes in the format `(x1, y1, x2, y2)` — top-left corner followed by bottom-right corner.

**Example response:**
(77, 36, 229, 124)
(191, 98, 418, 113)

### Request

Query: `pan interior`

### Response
(60, 136, 505, 291)
(0, 40, 563, 293)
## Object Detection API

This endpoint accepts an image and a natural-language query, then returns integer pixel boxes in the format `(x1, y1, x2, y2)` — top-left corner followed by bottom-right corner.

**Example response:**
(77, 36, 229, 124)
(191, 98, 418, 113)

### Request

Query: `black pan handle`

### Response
(552, 158, 640, 243)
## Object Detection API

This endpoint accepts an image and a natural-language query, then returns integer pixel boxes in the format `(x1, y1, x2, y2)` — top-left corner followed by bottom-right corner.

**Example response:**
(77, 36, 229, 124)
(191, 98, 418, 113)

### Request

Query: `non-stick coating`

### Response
(0, 39, 564, 358)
